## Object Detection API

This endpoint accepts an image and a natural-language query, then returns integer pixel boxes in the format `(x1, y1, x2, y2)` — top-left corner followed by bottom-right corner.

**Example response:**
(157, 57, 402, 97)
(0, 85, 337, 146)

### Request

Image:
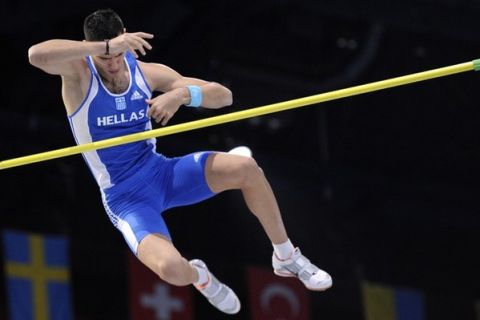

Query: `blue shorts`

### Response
(101, 151, 215, 254)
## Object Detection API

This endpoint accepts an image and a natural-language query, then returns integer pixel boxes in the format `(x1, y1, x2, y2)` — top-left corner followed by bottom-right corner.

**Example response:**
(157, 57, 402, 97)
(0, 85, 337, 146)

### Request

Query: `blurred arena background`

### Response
(1, 0, 480, 319)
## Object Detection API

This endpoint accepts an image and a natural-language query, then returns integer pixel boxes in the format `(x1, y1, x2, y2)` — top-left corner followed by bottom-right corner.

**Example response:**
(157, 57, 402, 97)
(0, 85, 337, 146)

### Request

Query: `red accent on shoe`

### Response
(194, 274, 211, 290)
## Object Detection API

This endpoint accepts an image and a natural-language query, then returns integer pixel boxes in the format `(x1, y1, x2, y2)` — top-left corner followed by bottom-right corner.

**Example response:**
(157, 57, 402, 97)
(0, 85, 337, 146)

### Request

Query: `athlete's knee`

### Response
(234, 156, 264, 187)
(154, 257, 191, 286)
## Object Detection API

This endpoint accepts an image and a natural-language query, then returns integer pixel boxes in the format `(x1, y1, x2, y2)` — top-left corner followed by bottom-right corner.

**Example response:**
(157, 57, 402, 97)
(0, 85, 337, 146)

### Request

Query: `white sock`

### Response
(273, 239, 295, 260)
(192, 264, 209, 286)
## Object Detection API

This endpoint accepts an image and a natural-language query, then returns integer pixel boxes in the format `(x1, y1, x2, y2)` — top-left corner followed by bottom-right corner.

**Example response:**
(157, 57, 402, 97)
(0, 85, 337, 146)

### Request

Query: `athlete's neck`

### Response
(99, 70, 129, 94)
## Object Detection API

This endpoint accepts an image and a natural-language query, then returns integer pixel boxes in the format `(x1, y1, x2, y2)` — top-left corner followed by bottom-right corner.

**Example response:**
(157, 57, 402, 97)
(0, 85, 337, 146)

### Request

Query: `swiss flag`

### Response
(128, 253, 193, 320)
(247, 265, 310, 320)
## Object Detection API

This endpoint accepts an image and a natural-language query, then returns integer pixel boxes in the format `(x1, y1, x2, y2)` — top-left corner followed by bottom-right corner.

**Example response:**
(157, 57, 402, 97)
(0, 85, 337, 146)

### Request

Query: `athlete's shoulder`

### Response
(137, 60, 178, 75)
(62, 58, 92, 115)
(136, 61, 181, 92)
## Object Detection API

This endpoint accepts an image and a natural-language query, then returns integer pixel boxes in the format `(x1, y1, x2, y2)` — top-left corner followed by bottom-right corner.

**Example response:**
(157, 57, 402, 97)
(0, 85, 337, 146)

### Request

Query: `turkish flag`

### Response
(128, 253, 193, 320)
(247, 266, 310, 320)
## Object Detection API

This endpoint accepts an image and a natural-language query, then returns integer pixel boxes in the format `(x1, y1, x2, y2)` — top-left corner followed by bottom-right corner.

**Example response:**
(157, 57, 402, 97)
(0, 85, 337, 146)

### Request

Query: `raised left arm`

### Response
(139, 62, 232, 125)
(140, 62, 232, 108)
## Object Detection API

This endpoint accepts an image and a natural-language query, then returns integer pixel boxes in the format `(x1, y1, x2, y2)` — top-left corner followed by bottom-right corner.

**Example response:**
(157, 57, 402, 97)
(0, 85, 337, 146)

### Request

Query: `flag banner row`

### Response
(2, 229, 477, 320)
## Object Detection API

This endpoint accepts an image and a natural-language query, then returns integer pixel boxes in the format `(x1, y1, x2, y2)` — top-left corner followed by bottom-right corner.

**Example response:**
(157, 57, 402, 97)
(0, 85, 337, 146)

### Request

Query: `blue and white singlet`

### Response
(66, 52, 215, 253)
(68, 51, 155, 189)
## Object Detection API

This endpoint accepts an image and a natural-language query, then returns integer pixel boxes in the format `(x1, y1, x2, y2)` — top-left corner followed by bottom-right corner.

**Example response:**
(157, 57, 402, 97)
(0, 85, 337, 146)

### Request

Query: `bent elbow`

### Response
(223, 88, 233, 106)
(28, 45, 47, 67)
(212, 82, 233, 107)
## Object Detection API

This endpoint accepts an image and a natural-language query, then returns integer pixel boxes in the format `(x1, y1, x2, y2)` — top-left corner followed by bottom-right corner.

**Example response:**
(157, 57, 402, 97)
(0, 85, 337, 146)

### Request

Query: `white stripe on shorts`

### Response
(102, 192, 139, 254)
(118, 220, 139, 254)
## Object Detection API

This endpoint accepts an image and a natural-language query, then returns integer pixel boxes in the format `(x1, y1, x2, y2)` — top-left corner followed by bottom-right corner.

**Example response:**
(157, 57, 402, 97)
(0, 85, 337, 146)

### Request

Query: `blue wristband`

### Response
(186, 85, 202, 107)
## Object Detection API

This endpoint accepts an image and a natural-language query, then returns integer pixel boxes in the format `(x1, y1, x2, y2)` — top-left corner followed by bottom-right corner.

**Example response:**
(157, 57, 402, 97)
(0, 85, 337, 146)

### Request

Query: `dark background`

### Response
(1, 0, 480, 319)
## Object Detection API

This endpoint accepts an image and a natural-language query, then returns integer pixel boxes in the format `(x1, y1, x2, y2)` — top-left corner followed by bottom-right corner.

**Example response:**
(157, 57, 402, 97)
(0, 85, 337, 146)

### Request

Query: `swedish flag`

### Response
(2, 229, 73, 320)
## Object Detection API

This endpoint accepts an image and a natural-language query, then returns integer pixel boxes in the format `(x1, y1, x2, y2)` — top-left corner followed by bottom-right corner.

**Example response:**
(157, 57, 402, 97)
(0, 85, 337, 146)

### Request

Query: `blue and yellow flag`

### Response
(2, 229, 73, 320)
(362, 281, 424, 320)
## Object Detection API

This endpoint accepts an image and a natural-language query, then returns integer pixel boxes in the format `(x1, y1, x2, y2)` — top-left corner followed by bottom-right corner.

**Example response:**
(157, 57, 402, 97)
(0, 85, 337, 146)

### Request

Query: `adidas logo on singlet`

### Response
(130, 90, 144, 101)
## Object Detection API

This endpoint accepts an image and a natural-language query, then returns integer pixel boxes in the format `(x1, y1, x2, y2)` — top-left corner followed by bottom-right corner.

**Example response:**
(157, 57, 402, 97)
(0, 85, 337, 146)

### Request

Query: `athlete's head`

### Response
(84, 9, 126, 77)
(83, 9, 124, 41)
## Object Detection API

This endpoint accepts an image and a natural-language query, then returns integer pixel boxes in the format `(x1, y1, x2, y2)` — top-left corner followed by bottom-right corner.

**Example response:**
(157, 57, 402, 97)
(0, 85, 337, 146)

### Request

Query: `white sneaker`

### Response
(272, 248, 333, 291)
(227, 146, 252, 157)
(190, 259, 241, 314)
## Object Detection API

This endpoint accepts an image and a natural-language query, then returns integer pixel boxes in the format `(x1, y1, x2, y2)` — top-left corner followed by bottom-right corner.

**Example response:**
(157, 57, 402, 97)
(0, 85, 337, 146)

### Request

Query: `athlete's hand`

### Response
(108, 32, 154, 58)
(146, 89, 185, 126)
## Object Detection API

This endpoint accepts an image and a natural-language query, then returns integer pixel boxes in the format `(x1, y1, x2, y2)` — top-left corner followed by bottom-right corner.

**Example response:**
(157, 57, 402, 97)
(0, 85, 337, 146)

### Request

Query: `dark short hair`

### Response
(83, 9, 124, 41)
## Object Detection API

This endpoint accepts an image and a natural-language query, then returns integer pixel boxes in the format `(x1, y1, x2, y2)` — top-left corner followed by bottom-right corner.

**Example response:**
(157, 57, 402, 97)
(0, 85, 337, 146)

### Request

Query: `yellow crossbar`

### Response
(1, 60, 478, 170)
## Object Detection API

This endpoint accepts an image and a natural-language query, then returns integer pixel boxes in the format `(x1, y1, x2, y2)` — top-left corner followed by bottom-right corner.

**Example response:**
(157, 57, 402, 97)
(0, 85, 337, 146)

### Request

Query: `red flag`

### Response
(128, 253, 193, 320)
(247, 265, 310, 320)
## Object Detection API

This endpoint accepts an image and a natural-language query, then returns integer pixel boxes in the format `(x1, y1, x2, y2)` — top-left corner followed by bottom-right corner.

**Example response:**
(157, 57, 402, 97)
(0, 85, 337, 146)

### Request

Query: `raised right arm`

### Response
(28, 32, 154, 76)
(28, 40, 106, 76)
